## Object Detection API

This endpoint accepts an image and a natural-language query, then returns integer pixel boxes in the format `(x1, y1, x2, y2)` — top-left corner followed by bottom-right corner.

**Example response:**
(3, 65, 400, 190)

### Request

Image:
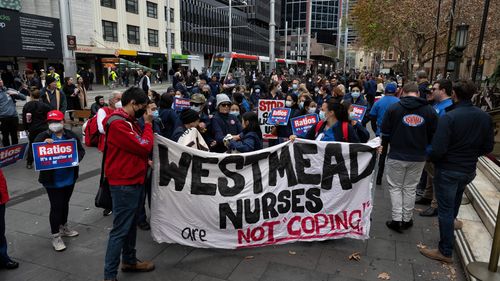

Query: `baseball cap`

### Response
(47, 110, 64, 122)
(385, 82, 397, 94)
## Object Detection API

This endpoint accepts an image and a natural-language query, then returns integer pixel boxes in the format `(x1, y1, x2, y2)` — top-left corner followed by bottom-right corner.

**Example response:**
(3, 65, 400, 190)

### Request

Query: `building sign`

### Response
(0, 8, 62, 58)
(67, 35, 76, 50)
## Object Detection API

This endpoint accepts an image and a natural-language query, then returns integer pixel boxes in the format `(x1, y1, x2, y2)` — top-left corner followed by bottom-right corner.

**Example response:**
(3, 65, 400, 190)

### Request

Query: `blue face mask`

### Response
(230, 111, 240, 117)
(152, 110, 159, 118)
(319, 111, 327, 121)
(292, 84, 298, 90)
(299, 101, 304, 109)
(351, 91, 361, 99)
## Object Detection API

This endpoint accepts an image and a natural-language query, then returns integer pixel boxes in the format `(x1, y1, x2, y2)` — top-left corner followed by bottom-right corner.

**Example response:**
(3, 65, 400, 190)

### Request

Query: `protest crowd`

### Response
(0, 65, 495, 281)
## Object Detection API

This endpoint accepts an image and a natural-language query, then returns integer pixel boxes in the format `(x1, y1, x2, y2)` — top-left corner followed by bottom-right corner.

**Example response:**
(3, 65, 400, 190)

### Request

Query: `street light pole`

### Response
(284, 21, 288, 60)
(443, 0, 456, 77)
(228, 0, 232, 53)
(269, 0, 276, 72)
(343, 0, 349, 72)
(430, 0, 442, 81)
(472, 0, 490, 83)
(166, 0, 173, 81)
(306, 0, 312, 71)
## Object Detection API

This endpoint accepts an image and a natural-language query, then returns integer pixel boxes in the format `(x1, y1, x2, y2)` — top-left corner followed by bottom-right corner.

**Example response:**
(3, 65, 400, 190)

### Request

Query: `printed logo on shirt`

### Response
(230, 120, 235, 125)
(402, 114, 425, 127)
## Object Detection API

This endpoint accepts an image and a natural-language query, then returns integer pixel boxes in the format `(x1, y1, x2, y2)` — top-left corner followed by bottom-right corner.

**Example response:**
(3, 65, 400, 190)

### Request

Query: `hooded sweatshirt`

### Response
(381, 96, 438, 162)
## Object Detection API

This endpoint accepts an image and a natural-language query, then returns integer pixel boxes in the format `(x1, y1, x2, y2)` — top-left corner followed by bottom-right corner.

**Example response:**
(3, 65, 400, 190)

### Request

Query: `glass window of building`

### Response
(127, 25, 140, 44)
(101, 0, 115, 8)
(126, 0, 138, 14)
(102, 20, 118, 42)
(170, 8, 174, 23)
(146, 1, 157, 18)
(148, 29, 159, 47)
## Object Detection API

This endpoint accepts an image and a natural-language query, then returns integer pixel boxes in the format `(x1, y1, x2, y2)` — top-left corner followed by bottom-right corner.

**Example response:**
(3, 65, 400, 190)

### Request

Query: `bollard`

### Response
(466, 204, 500, 281)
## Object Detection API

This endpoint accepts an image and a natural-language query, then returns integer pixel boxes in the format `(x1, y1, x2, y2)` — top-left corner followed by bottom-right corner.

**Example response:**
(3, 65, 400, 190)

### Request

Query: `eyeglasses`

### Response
(220, 103, 231, 108)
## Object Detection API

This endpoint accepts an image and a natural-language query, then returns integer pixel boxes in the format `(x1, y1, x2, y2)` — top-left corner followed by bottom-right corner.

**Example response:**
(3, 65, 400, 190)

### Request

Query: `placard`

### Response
(32, 140, 79, 171)
(0, 143, 27, 168)
(351, 105, 367, 122)
(267, 108, 291, 126)
(291, 114, 319, 137)
(173, 97, 191, 111)
(257, 99, 285, 139)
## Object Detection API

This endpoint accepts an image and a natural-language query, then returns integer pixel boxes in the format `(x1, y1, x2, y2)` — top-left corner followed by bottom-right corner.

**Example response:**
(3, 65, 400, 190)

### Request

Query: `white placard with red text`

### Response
(257, 99, 285, 139)
(151, 135, 380, 249)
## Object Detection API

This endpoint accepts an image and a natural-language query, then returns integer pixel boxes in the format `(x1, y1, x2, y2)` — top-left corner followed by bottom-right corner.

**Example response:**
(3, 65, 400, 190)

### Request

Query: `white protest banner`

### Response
(151, 135, 380, 249)
(257, 99, 285, 139)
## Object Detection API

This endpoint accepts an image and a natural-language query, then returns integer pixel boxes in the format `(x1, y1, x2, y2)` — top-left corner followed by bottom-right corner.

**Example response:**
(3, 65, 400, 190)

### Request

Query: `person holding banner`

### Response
(102, 87, 155, 280)
(210, 94, 242, 153)
(274, 94, 300, 143)
(227, 111, 263, 153)
(0, 169, 19, 270)
(34, 110, 85, 251)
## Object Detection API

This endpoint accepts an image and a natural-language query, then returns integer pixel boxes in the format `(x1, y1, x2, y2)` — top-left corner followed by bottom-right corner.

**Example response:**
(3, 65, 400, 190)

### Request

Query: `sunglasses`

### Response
(191, 102, 204, 106)
(220, 103, 231, 108)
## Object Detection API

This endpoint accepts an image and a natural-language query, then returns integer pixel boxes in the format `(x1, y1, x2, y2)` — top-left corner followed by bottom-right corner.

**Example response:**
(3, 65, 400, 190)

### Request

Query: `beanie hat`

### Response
(46, 76, 56, 85)
(95, 95, 104, 102)
(180, 109, 200, 124)
(385, 82, 397, 94)
(216, 94, 231, 108)
(47, 110, 64, 121)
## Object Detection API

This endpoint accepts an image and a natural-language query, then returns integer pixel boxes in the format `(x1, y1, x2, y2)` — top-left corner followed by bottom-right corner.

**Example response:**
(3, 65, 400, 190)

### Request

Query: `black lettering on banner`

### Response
(293, 143, 321, 185)
(305, 187, 323, 212)
(321, 143, 351, 190)
(261, 192, 279, 219)
(219, 200, 242, 229)
(244, 198, 260, 224)
(291, 188, 305, 212)
(218, 156, 245, 197)
(268, 146, 298, 187)
(277, 190, 291, 213)
(349, 144, 376, 183)
(191, 156, 218, 195)
(158, 145, 192, 191)
(244, 152, 269, 194)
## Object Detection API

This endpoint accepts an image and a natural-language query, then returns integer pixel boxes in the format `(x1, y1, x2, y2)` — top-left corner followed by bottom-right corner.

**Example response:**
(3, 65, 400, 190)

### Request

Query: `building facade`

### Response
(181, 0, 281, 68)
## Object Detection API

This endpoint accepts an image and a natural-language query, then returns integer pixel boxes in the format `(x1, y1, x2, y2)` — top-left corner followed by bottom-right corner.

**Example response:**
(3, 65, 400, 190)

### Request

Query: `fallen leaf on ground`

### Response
(348, 252, 361, 261)
(417, 242, 427, 249)
(378, 272, 391, 280)
(244, 255, 254, 259)
(288, 250, 296, 255)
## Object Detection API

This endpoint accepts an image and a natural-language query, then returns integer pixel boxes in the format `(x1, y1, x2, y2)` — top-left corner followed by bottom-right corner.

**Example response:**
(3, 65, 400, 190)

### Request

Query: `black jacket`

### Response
(381, 96, 438, 162)
(34, 129, 85, 185)
(430, 101, 494, 173)
(22, 100, 51, 133)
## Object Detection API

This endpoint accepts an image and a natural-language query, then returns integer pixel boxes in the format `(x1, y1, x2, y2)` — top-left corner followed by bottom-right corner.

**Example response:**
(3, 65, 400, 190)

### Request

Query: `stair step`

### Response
(465, 168, 499, 236)
(477, 157, 500, 192)
(455, 204, 500, 281)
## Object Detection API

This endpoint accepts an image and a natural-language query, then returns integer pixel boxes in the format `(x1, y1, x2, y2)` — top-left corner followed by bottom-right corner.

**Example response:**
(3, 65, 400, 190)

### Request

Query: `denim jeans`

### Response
(0, 204, 12, 264)
(104, 184, 143, 280)
(434, 168, 476, 257)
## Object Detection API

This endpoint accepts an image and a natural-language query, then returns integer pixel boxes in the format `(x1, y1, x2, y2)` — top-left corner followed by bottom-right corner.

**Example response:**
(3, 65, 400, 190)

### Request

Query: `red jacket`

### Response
(98, 106, 115, 152)
(103, 109, 153, 186)
(0, 169, 10, 205)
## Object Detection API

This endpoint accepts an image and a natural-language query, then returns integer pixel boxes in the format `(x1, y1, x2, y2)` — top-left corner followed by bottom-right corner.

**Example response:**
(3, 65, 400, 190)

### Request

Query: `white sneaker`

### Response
(52, 234, 66, 251)
(60, 225, 79, 237)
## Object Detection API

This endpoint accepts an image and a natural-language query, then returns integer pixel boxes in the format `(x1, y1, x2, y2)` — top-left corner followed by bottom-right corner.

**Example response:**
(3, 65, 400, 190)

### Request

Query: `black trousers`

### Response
(0, 117, 19, 147)
(46, 185, 74, 234)
(376, 139, 389, 182)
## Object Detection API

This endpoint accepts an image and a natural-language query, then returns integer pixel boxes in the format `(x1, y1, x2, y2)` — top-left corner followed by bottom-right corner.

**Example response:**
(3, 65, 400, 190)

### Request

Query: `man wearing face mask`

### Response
(34, 110, 85, 252)
(287, 79, 300, 95)
(102, 87, 155, 281)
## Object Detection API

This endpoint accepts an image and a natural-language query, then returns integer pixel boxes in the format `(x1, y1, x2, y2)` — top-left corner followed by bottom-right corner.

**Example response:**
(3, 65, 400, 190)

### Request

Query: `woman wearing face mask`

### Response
(228, 111, 263, 153)
(33, 110, 85, 252)
(189, 93, 212, 144)
(299, 98, 317, 116)
(295, 100, 360, 143)
(344, 101, 370, 143)
(210, 94, 242, 152)
(343, 83, 368, 107)
(273, 93, 301, 143)
(229, 103, 242, 122)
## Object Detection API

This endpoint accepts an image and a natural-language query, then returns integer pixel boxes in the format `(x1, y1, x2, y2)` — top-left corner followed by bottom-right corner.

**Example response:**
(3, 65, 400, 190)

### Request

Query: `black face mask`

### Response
(134, 108, 146, 119)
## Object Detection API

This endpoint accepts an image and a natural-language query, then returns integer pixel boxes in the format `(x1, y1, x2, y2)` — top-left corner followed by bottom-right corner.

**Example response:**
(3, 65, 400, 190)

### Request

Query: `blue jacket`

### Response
(433, 98, 453, 117)
(158, 108, 180, 140)
(369, 95, 400, 136)
(229, 131, 263, 152)
(210, 112, 242, 152)
(430, 101, 494, 173)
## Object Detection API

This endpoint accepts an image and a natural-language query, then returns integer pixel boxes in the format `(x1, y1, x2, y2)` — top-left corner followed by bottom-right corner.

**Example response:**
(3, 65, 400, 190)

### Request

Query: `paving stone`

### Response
(316, 248, 374, 279)
(152, 243, 195, 267)
(227, 256, 269, 281)
(175, 248, 243, 279)
(260, 262, 330, 281)
(192, 274, 227, 281)
(0, 259, 69, 281)
(5, 209, 50, 236)
(369, 221, 425, 242)
(395, 240, 434, 264)
(366, 238, 395, 261)
(118, 267, 197, 281)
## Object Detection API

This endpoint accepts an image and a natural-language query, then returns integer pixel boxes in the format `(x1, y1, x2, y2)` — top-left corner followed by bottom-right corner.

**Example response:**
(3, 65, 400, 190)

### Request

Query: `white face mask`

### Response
(285, 101, 293, 108)
(49, 122, 64, 133)
(308, 107, 317, 114)
(349, 111, 357, 120)
(191, 105, 201, 112)
(255, 89, 261, 93)
(115, 101, 122, 108)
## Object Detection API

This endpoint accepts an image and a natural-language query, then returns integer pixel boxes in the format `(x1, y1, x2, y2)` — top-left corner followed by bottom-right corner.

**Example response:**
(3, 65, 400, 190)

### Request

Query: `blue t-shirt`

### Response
(433, 98, 453, 117)
(369, 95, 400, 136)
(321, 122, 340, 141)
(46, 134, 75, 188)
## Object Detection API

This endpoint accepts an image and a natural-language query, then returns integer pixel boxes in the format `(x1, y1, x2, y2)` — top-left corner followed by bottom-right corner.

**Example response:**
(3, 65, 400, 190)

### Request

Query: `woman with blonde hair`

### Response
(76, 76, 87, 109)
